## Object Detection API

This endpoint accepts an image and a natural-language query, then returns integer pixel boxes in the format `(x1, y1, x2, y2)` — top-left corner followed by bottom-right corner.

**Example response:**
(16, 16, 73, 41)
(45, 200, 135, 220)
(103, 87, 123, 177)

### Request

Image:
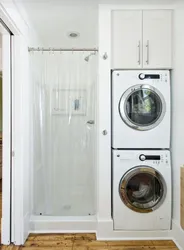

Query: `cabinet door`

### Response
(112, 10, 142, 69)
(143, 10, 172, 69)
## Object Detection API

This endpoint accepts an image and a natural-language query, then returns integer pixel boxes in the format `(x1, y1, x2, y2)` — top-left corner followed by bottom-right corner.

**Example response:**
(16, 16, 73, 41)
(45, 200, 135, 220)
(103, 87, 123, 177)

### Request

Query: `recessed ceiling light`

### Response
(68, 32, 80, 38)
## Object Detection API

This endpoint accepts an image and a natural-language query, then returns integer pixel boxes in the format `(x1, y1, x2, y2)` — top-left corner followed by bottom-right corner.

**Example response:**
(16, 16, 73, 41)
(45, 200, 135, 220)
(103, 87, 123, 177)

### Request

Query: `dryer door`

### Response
(119, 166, 166, 213)
(119, 84, 166, 131)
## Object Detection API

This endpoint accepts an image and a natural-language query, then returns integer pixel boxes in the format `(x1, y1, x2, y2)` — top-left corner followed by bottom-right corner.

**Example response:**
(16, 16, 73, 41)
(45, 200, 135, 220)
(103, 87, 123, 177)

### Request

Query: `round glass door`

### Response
(119, 85, 166, 131)
(119, 166, 166, 213)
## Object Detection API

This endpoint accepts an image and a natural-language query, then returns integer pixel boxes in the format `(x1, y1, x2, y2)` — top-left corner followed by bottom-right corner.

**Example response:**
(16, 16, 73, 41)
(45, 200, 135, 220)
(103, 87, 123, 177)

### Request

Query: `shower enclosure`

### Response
(30, 49, 97, 219)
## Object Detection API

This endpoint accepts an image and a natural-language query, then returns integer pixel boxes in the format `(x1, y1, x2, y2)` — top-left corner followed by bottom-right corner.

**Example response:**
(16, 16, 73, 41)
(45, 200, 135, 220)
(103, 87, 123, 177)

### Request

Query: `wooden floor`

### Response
(0, 181, 179, 250)
(0, 234, 178, 250)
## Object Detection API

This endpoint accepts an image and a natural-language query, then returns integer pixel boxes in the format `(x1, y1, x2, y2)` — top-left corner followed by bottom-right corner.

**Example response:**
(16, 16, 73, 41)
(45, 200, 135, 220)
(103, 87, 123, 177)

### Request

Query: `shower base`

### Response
(29, 215, 97, 234)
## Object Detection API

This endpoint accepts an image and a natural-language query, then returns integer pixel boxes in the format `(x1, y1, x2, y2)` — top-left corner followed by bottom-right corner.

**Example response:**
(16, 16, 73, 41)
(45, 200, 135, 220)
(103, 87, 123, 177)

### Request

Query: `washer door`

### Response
(119, 84, 166, 131)
(119, 166, 166, 213)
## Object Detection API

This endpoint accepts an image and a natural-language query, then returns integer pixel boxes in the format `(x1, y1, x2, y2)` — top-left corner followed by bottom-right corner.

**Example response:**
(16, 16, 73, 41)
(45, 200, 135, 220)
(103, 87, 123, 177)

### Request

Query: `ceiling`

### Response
(14, 0, 179, 48)
(15, 0, 99, 48)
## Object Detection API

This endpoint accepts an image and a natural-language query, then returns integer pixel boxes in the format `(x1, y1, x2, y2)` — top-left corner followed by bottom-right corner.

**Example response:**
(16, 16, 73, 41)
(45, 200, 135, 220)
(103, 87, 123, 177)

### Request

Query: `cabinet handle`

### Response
(146, 40, 149, 65)
(137, 41, 141, 65)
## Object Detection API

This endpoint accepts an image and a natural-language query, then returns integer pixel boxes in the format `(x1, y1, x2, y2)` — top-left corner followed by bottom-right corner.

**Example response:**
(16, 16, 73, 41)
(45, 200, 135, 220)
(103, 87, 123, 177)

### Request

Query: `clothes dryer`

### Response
(112, 70, 170, 149)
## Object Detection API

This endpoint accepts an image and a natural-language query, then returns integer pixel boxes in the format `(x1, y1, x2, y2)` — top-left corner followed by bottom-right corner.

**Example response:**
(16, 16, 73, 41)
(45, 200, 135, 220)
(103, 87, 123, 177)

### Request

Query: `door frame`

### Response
(0, 20, 13, 245)
(0, 3, 22, 245)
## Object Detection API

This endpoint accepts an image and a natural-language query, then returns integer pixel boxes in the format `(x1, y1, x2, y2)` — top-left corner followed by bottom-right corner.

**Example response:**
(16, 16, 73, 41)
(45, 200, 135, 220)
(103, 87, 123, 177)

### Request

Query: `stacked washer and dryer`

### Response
(112, 70, 171, 231)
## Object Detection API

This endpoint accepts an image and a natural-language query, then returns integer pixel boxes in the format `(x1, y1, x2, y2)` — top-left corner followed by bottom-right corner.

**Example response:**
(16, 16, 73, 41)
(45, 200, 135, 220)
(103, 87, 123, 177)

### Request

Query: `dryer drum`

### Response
(119, 84, 166, 131)
(119, 166, 167, 213)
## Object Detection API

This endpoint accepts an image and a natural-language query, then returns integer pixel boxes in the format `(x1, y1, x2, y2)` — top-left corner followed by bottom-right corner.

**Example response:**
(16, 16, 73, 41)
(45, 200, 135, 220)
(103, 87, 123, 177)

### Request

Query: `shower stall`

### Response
(30, 48, 97, 231)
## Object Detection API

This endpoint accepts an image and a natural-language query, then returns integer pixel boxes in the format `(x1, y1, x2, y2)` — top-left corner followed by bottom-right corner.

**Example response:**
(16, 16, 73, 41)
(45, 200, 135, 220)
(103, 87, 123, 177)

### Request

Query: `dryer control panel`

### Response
(138, 73, 168, 83)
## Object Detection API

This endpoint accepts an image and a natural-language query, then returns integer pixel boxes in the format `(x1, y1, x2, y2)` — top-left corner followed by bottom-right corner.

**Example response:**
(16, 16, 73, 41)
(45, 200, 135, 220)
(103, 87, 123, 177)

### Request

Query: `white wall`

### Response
(172, 0, 184, 233)
(0, 0, 40, 244)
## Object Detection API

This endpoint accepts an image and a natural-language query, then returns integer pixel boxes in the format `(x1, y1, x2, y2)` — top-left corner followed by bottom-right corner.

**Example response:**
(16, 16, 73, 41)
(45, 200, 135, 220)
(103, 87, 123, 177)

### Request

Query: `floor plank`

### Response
(151, 240, 176, 246)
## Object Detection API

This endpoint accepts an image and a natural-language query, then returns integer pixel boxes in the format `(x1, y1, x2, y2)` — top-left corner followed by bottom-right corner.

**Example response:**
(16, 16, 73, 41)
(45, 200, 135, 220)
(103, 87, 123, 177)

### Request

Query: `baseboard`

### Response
(29, 215, 97, 233)
(97, 219, 171, 240)
(171, 220, 184, 250)
(96, 219, 113, 239)
(23, 212, 30, 243)
(12, 211, 30, 245)
(1, 217, 10, 245)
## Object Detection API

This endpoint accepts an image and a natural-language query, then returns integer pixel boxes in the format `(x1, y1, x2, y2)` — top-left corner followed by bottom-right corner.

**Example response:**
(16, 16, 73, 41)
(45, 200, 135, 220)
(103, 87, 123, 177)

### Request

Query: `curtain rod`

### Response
(28, 47, 98, 52)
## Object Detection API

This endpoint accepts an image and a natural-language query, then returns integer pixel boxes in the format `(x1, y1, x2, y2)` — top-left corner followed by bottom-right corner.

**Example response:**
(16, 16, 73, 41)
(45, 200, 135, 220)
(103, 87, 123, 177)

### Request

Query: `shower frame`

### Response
(29, 47, 98, 234)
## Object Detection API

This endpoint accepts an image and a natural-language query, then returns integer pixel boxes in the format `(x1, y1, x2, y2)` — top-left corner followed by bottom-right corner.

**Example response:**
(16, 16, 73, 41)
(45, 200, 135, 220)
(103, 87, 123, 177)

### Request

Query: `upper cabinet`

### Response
(112, 10, 172, 69)
(112, 10, 142, 69)
(142, 10, 172, 69)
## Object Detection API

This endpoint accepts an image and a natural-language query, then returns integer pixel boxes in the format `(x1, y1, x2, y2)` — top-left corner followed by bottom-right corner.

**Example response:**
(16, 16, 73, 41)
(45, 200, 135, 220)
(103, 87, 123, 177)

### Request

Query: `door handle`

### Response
(137, 41, 141, 65)
(146, 40, 149, 65)
(87, 120, 95, 125)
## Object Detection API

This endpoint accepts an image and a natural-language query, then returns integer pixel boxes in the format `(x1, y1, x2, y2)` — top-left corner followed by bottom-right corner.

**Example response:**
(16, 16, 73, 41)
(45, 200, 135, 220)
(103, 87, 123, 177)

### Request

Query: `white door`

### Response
(143, 10, 172, 69)
(0, 21, 12, 244)
(119, 84, 166, 131)
(112, 10, 142, 69)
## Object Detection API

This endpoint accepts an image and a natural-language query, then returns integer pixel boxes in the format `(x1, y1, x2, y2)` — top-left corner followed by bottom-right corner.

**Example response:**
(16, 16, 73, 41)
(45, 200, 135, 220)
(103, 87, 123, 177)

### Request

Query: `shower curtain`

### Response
(30, 51, 97, 216)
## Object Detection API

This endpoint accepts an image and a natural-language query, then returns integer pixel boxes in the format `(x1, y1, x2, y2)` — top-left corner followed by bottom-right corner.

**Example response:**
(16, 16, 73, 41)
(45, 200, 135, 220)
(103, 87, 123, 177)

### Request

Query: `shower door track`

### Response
(28, 47, 99, 52)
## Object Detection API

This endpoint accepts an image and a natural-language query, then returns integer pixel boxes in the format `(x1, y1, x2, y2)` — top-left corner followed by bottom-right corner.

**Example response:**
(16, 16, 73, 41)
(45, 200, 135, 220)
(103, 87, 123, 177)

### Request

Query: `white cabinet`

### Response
(143, 10, 172, 68)
(112, 10, 172, 69)
(112, 10, 142, 69)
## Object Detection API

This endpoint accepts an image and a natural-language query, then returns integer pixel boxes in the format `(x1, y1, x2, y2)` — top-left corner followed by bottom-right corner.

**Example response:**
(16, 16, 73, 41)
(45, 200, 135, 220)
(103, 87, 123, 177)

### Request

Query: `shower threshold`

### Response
(29, 215, 97, 234)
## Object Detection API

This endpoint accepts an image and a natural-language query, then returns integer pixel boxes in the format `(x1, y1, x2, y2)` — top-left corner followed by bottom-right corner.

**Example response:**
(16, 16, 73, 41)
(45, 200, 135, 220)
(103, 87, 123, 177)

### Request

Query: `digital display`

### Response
(145, 74, 160, 79)
(145, 155, 161, 160)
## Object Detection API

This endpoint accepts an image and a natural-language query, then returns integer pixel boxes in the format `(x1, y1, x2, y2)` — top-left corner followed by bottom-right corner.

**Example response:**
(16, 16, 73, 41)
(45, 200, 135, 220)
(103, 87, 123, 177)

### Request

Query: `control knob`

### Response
(139, 73, 145, 80)
(139, 154, 146, 161)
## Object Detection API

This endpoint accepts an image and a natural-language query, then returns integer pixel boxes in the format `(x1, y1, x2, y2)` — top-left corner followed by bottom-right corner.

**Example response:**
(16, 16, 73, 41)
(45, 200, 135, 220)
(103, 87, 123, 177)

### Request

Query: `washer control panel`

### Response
(139, 154, 169, 165)
(138, 73, 168, 83)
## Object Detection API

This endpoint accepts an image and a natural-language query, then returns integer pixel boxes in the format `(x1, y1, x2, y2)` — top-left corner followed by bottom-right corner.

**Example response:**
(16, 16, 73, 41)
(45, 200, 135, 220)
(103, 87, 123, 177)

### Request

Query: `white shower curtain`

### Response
(30, 51, 97, 216)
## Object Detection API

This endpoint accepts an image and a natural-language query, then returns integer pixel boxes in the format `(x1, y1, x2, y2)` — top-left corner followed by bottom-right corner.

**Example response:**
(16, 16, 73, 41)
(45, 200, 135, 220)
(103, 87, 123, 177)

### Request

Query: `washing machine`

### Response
(112, 70, 170, 149)
(112, 150, 171, 231)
